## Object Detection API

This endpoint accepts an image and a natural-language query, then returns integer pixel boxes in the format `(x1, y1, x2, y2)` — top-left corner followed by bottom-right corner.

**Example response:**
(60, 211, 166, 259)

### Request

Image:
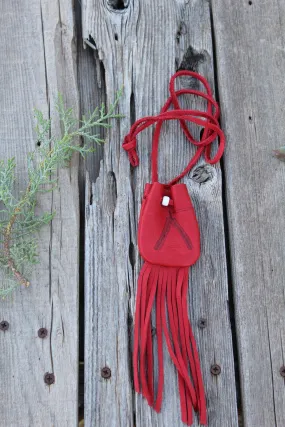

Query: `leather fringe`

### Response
(133, 262, 207, 426)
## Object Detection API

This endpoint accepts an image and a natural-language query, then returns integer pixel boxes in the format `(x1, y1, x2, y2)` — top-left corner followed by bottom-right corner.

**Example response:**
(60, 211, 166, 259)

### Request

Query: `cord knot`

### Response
(123, 135, 139, 166)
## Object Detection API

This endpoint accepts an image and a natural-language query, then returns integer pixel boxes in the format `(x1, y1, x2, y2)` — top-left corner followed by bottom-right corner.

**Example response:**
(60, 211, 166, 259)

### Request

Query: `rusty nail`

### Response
(101, 367, 111, 379)
(280, 366, 285, 378)
(38, 328, 48, 338)
(211, 364, 221, 376)
(0, 320, 9, 331)
(198, 318, 207, 329)
(44, 372, 55, 385)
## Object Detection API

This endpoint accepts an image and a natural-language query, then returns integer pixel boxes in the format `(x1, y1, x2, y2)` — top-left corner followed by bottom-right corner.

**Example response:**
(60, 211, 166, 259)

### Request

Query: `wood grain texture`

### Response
(212, 1, 285, 426)
(83, 0, 238, 425)
(0, 1, 79, 425)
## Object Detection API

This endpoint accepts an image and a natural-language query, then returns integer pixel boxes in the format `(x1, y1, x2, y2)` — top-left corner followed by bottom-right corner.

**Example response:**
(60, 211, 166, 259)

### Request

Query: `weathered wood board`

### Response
(83, 1, 238, 426)
(0, 1, 79, 426)
(212, 1, 285, 426)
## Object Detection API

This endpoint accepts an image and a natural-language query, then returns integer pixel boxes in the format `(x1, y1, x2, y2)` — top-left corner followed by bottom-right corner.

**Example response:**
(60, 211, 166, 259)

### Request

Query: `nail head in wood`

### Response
(198, 318, 207, 329)
(211, 364, 221, 376)
(38, 328, 48, 338)
(0, 320, 9, 331)
(101, 367, 111, 379)
(280, 366, 285, 378)
(44, 372, 55, 385)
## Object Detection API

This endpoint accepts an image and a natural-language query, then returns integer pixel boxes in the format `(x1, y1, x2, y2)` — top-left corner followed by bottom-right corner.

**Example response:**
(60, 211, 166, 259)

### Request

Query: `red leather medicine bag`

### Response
(123, 70, 225, 426)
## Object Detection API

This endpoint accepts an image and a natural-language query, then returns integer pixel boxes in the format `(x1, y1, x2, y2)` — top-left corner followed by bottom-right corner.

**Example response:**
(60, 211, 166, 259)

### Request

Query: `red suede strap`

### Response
(123, 70, 225, 185)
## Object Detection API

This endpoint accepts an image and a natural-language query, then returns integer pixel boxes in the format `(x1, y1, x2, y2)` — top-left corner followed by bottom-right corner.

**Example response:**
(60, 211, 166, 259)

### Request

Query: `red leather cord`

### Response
(123, 70, 225, 185)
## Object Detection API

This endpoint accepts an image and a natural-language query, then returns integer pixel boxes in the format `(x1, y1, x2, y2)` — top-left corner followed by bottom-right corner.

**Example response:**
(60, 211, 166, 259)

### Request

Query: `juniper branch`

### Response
(0, 90, 123, 296)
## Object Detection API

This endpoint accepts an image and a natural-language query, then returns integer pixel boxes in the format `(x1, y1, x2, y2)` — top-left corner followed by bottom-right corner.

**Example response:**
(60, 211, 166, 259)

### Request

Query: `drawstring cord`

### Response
(123, 70, 225, 185)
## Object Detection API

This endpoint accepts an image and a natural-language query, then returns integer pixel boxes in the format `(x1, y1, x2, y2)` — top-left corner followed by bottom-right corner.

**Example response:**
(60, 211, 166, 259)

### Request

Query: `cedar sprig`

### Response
(0, 90, 123, 297)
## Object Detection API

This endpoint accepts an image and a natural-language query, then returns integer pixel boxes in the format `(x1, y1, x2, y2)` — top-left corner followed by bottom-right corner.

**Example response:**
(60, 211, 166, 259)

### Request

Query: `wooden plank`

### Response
(211, 1, 285, 426)
(83, 0, 239, 425)
(0, 1, 79, 425)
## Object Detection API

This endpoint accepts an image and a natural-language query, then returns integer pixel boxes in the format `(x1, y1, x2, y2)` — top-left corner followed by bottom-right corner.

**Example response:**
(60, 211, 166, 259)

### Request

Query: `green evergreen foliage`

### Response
(0, 91, 122, 297)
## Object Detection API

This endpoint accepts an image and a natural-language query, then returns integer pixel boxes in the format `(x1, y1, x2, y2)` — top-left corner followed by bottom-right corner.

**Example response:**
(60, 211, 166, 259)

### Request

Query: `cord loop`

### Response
(123, 70, 225, 185)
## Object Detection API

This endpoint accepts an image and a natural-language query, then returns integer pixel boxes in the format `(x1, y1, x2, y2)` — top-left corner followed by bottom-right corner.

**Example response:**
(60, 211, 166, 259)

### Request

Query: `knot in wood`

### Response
(280, 366, 285, 378)
(108, 0, 129, 10)
(192, 165, 214, 184)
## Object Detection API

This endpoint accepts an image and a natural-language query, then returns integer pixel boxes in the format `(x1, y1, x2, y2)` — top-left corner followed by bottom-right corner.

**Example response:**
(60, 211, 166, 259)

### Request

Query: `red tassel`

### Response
(133, 263, 207, 426)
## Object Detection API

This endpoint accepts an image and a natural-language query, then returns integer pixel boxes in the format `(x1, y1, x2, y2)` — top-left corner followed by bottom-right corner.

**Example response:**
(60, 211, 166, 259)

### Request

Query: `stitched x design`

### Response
(154, 210, 192, 251)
